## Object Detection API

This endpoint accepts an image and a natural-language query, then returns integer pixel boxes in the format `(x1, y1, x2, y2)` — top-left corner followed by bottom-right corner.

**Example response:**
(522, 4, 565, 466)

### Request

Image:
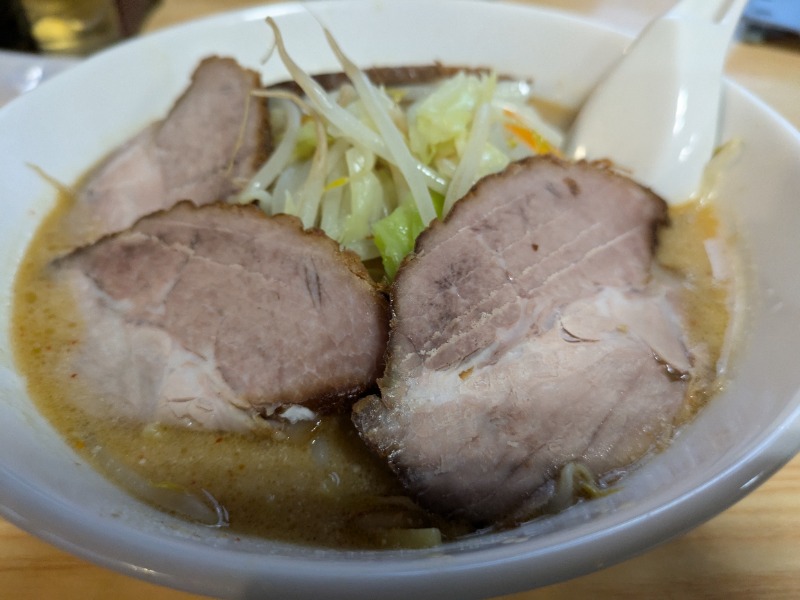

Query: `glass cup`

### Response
(20, 0, 122, 55)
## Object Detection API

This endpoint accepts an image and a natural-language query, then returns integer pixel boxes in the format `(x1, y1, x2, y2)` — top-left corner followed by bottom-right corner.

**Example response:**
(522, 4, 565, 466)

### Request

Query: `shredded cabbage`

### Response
(237, 18, 561, 280)
(373, 200, 426, 280)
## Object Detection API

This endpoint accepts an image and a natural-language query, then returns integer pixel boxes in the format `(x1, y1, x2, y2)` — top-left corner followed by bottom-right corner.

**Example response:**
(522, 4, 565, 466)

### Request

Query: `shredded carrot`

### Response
(501, 108, 561, 157)
(504, 122, 559, 156)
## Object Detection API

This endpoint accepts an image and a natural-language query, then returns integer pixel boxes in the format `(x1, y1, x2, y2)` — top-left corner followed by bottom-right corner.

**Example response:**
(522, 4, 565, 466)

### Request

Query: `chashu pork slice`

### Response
(353, 155, 693, 524)
(61, 57, 270, 249)
(55, 202, 389, 432)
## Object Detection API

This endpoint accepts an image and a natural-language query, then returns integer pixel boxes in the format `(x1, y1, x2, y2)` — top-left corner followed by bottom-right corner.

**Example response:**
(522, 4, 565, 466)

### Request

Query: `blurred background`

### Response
(2, 0, 800, 56)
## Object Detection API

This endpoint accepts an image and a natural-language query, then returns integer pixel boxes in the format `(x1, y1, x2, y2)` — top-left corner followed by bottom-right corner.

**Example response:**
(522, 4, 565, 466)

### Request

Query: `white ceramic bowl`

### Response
(1, 2, 799, 598)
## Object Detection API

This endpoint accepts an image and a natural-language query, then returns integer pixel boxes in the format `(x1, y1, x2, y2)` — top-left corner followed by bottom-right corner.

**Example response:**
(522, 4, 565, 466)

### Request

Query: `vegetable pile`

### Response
(236, 18, 562, 279)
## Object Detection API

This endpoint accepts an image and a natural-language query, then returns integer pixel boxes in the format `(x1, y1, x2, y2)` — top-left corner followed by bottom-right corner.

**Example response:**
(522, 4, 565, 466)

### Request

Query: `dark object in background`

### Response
(19, 0, 122, 55)
(742, 0, 800, 40)
(3, 0, 158, 55)
(0, 0, 38, 51)
(114, 0, 159, 37)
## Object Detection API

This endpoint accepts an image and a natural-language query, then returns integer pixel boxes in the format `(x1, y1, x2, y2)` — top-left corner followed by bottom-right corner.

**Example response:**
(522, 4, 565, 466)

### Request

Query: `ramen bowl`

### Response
(1, 2, 799, 598)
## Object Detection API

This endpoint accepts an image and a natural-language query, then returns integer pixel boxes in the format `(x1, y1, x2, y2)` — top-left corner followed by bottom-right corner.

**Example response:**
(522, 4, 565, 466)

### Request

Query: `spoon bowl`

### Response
(564, 0, 748, 204)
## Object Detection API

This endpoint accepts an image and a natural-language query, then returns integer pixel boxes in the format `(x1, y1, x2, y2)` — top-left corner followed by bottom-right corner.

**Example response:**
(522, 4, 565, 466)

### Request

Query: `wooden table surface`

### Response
(2, 1, 799, 598)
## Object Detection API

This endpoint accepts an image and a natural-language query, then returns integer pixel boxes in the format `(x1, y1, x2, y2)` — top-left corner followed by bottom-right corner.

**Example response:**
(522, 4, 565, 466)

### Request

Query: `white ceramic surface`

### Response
(0, 50, 77, 107)
(1, 2, 799, 599)
(565, 0, 747, 204)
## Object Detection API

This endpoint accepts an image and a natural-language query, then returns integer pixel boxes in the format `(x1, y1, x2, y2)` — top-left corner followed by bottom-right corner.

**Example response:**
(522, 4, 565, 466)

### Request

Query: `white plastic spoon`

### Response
(564, 0, 747, 204)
